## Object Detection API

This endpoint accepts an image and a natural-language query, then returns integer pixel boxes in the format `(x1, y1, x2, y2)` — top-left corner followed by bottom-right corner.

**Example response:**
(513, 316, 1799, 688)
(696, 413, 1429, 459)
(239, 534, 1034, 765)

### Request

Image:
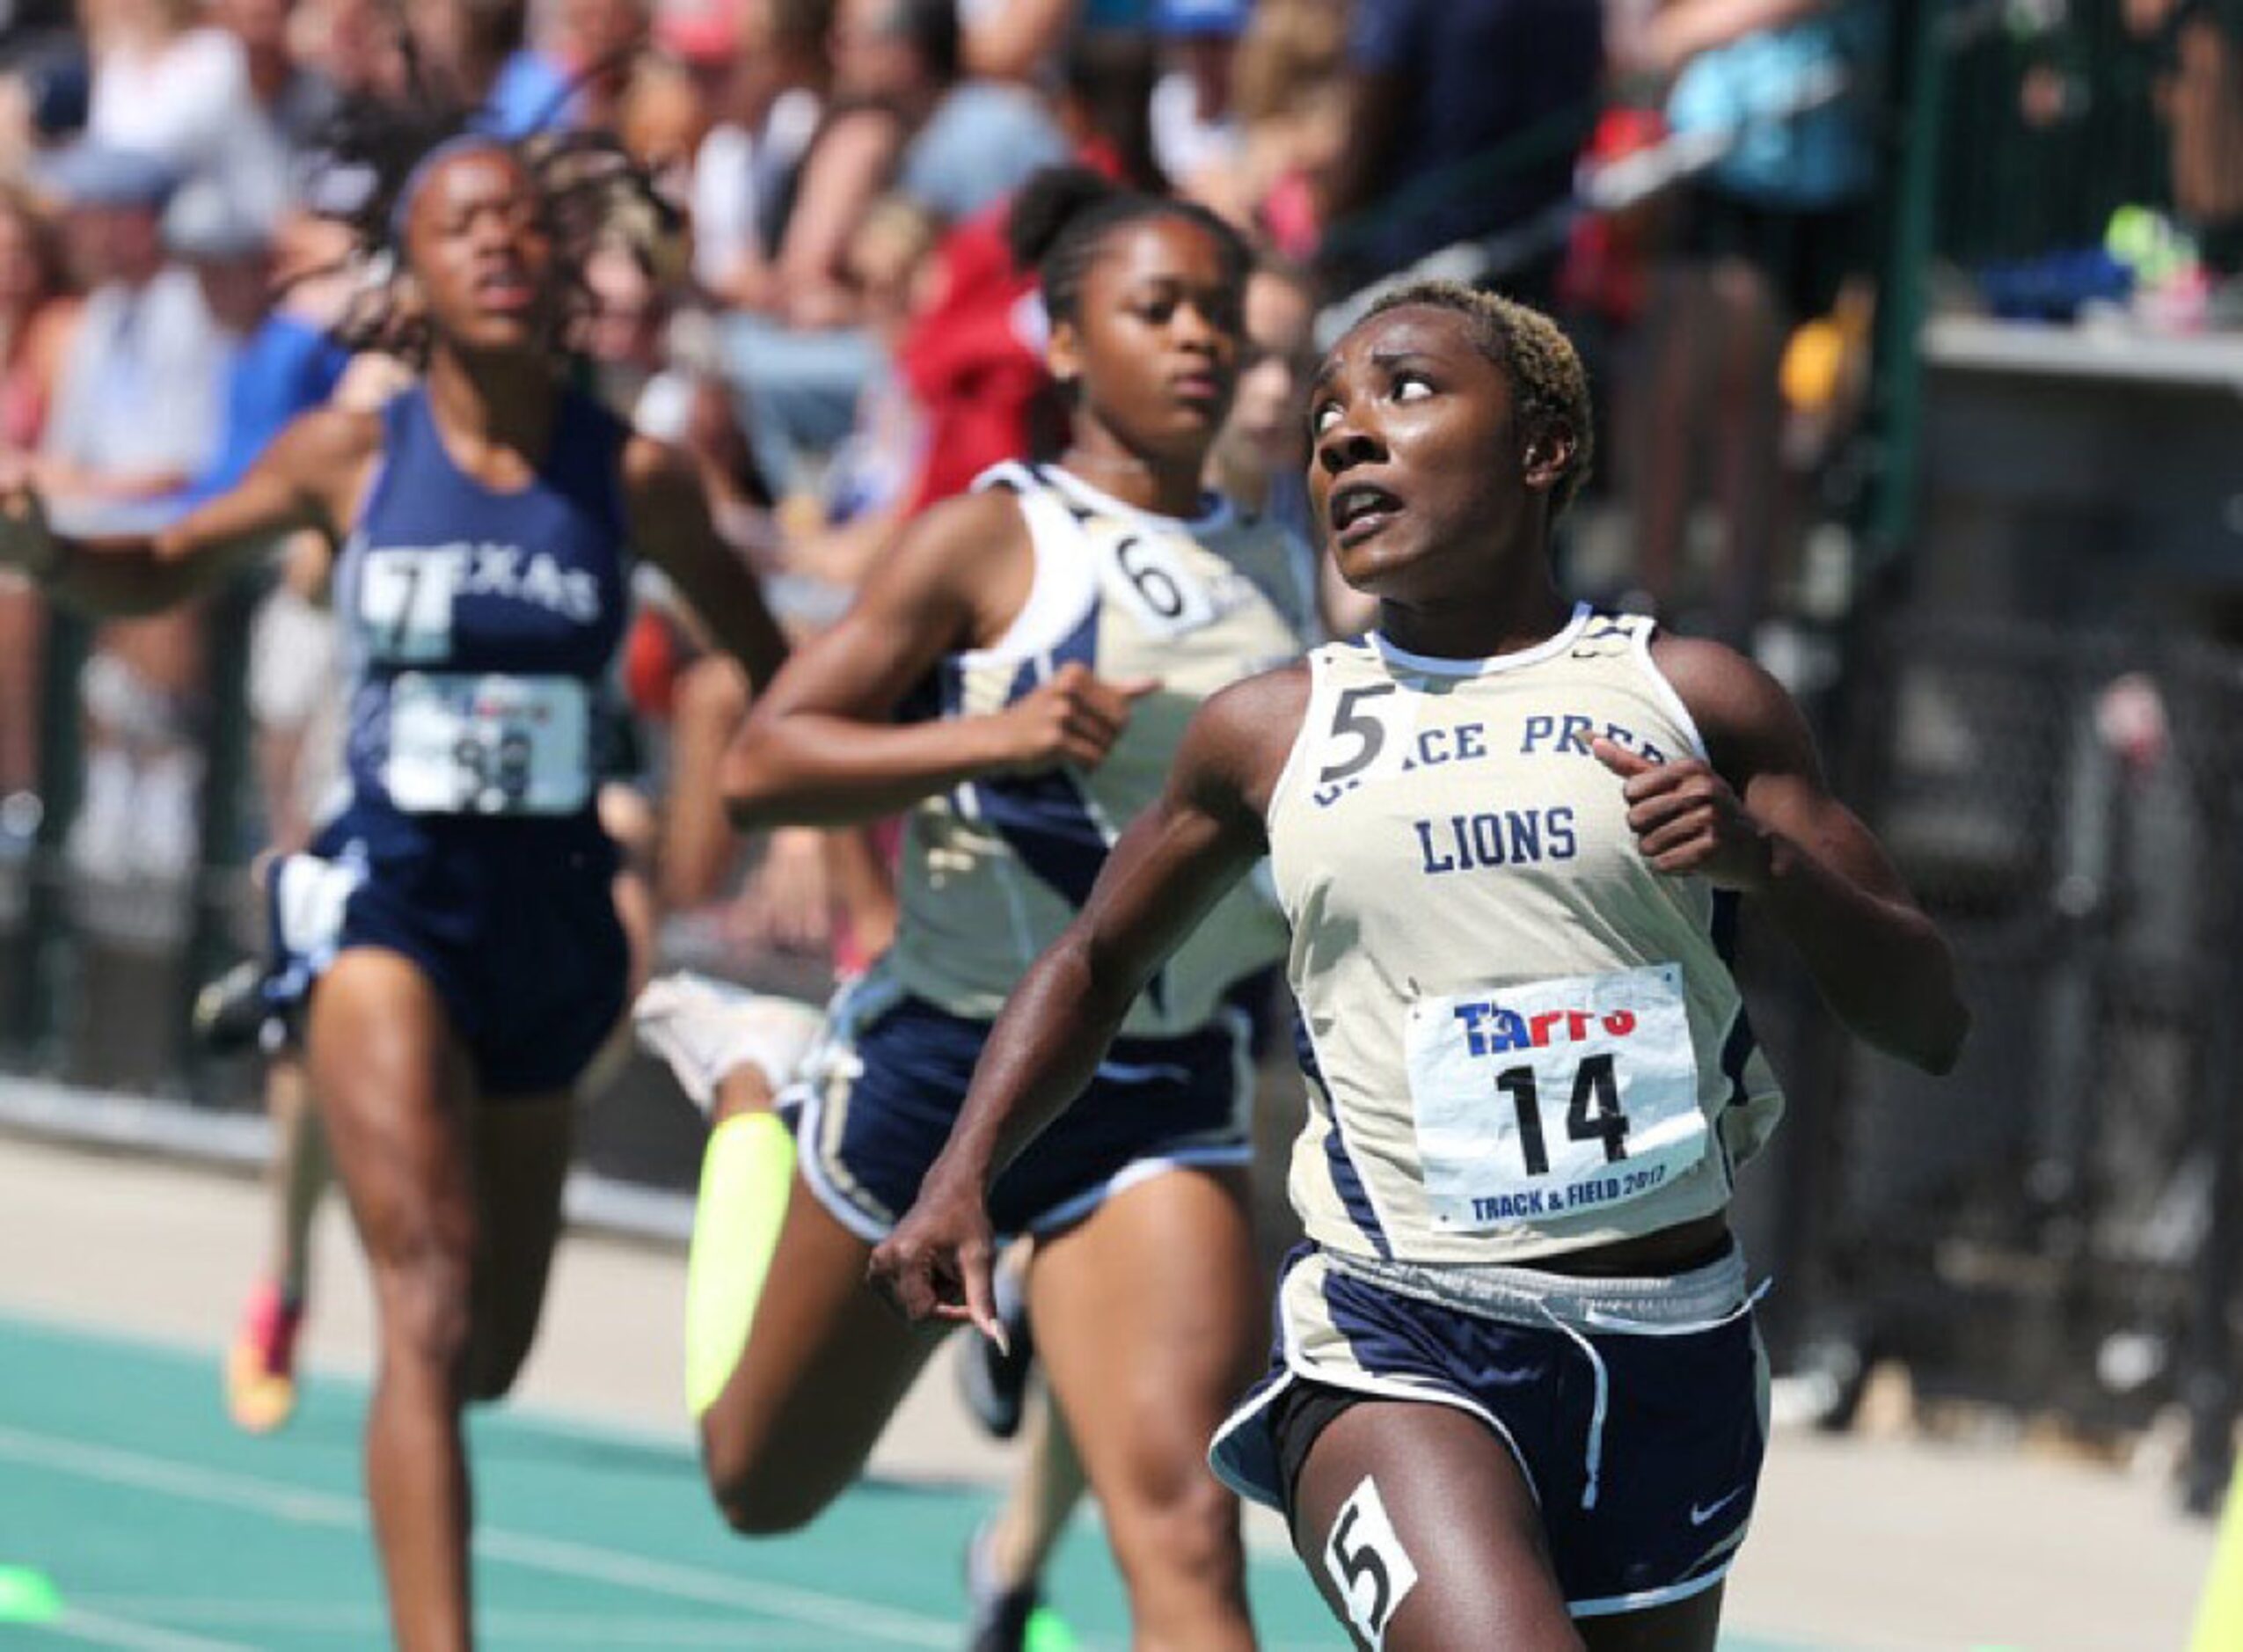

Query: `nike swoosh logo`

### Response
(1688, 1487, 1749, 1527)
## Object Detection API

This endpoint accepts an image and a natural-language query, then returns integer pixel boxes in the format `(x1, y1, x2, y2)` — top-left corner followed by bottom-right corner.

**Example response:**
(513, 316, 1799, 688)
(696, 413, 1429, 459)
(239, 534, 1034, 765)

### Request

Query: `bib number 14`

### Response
(1495, 1053, 1627, 1176)
(1404, 965, 1710, 1231)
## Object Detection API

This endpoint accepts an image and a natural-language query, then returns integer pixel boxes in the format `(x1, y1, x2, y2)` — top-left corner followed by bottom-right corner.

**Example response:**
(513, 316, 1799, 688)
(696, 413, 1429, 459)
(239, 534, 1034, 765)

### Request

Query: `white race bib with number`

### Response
(359, 546, 467, 662)
(1100, 524, 1217, 640)
(1405, 964, 1709, 1231)
(384, 673, 591, 815)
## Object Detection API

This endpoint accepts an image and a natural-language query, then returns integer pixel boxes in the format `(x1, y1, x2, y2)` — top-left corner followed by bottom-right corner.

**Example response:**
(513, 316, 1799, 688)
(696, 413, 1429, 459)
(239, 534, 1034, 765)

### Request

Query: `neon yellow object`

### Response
(2190, 1458, 2243, 1652)
(0, 1567, 62, 1625)
(1022, 1604, 1078, 1652)
(683, 1113, 795, 1417)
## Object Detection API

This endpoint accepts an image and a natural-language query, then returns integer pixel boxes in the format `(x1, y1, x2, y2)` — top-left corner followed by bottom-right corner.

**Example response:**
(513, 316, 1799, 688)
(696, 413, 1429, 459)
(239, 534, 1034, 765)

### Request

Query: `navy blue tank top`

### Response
(333, 384, 632, 819)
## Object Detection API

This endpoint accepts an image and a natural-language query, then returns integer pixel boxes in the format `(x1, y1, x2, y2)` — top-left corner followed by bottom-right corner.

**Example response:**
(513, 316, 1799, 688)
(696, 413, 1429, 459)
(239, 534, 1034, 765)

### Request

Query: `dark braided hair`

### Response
(1005, 164, 1252, 333)
(304, 91, 683, 367)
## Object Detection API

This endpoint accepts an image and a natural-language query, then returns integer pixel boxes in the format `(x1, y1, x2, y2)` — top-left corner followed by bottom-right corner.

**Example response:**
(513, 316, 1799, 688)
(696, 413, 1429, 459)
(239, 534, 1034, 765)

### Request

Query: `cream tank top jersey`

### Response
(1267, 605, 1786, 1267)
(887, 461, 1315, 1038)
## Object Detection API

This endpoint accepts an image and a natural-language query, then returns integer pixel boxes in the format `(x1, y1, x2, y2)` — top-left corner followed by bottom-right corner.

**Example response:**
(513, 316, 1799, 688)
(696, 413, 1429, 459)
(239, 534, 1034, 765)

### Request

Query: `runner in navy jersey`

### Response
(0, 122, 786, 1652)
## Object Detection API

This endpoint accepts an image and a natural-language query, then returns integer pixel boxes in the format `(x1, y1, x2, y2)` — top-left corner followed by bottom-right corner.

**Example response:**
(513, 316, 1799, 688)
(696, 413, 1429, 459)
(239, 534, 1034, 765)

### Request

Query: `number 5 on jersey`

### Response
(1313, 682, 1416, 799)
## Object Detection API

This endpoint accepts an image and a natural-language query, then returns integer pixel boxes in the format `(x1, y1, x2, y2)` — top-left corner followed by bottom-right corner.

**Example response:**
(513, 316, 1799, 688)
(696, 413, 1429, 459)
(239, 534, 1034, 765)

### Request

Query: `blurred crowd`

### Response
(0, 0, 2233, 978)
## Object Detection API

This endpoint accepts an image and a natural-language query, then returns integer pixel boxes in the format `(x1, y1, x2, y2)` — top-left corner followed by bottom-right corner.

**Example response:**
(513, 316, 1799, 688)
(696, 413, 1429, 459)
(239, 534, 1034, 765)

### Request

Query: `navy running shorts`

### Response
(267, 799, 629, 1098)
(790, 966, 1255, 1240)
(1211, 1244, 1769, 1620)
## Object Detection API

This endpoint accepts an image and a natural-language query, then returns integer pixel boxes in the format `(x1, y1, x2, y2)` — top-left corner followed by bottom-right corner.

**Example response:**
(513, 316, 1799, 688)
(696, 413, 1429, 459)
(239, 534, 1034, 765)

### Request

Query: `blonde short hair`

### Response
(1359, 278, 1594, 519)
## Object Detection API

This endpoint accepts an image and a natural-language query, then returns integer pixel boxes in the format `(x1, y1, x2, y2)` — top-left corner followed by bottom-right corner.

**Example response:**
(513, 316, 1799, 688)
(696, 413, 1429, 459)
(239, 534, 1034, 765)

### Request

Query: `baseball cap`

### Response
(35, 142, 179, 211)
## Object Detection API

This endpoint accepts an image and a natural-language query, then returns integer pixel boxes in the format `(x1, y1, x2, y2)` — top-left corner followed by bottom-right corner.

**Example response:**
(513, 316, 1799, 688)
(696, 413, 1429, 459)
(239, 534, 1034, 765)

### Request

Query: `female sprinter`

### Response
(0, 121, 787, 1651)
(659, 165, 1311, 1649)
(872, 280, 1970, 1652)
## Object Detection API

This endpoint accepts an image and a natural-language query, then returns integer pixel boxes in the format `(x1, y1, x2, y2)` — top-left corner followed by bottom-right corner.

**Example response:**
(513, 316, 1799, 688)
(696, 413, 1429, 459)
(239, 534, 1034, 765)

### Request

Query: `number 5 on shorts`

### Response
(1324, 1475, 1419, 1650)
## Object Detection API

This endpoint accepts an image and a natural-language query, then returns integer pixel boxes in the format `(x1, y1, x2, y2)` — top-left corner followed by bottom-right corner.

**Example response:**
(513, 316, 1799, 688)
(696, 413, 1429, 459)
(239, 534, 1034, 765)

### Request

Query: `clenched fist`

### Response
(989, 661, 1159, 774)
(1594, 736, 1772, 893)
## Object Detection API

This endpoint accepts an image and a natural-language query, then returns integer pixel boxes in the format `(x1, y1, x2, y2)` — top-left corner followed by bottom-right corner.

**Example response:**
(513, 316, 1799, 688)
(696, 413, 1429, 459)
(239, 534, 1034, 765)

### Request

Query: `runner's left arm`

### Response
(1605, 634, 1969, 1073)
(625, 435, 790, 696)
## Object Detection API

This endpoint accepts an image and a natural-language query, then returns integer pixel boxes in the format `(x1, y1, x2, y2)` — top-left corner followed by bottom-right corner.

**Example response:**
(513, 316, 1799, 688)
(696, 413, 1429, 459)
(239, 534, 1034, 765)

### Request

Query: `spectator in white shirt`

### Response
(34, 142, 230, 887)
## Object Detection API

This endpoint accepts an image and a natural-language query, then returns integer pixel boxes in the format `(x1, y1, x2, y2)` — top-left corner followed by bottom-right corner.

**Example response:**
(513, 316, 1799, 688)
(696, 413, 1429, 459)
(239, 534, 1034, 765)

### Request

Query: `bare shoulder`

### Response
(1646, 628, 1817, 774)
(1186, 661, 1312, 819)
(281, 401, 385, 466)
(903, 484, 1026, 552)
(876, 485, 1031, 595)
(273, 403, 385, 530)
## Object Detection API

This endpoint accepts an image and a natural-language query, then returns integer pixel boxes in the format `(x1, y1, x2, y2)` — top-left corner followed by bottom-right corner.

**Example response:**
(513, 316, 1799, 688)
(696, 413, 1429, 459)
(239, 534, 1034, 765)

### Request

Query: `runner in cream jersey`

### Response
(1275, 604, 1783, 1268)
(887, 457, 1305, 1039)
(876, 281, 1969, 1652)
(631, 170, 1310, 1652)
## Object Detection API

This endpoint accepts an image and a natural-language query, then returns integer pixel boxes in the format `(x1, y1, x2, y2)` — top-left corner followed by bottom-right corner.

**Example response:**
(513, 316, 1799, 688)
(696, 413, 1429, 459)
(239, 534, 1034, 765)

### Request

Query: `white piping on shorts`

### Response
(1570, 1559, 1733, 1620)
(1024, 1141, 1253, 1237)
(791, 1102, 1254, 1246)
(1327, 1247, 1767, 1512)
(1262, 1259, 1545, 1514)
(793, 1081, 892, 1244)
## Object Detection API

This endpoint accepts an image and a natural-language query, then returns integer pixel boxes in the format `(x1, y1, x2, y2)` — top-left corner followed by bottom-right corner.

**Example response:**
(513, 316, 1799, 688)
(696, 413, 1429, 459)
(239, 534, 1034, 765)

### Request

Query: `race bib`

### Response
(358, 546, 467, 662)
(1405, 964, 1709, 1231)
(384, 673, 591, 815)
(1099, 523, 1217, 640)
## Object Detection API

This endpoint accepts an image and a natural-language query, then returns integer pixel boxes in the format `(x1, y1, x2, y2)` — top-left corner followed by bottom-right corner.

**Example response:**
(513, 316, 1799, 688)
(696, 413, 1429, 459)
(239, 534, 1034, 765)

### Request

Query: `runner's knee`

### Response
(376, 1251, 475, 1392)
(701, 1424, 834, 1537)
(1110, 1458, 1245, 1604)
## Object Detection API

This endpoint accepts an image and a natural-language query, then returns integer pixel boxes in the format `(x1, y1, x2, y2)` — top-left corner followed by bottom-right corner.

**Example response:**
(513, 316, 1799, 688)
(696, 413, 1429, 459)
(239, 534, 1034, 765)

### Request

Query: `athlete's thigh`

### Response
(1578, 1583, 1724, 1652)
(1292, 1400, 1582, 1652)
(1030, 1167, 1261, 1515)
(702, 1167, 946, 1507)
(304, 947, 479, 1274)
(466, 1090, 575, 1390)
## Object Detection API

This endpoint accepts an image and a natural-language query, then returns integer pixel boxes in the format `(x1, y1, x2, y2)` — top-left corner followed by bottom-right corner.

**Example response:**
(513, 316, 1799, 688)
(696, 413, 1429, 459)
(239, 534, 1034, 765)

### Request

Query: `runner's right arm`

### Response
(867, 665, 1306, 1334)
(0, 406, 376, 617)
(723, 488, 1155, 828)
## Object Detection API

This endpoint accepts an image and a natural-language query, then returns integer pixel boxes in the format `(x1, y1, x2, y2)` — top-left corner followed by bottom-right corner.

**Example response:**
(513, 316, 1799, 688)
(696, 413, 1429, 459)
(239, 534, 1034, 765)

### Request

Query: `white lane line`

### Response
(0, 1424, 955, 1648)
(66, 1600, 387, 1632)
(45, 1609, 255, 1652)
(68, 1600, 928, 1646)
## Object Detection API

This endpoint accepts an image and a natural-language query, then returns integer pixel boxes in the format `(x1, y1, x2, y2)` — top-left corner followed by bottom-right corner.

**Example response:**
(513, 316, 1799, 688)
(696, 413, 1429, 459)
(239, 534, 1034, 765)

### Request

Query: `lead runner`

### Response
(873, 279, 1967, 1652)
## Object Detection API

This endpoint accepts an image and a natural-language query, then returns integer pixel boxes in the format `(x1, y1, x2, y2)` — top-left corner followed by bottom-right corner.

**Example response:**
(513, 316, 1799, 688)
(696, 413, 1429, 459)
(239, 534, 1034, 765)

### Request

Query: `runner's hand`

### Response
(1594, 736, 1773, 893)
(730, 826, 832, 954)
(989, 662, 1159, 774)
(867, 1167, 1006, 1348)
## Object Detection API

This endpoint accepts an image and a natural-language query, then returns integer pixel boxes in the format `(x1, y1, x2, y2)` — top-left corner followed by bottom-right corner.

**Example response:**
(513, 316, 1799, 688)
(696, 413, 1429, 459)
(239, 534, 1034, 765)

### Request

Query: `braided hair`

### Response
(305, 89, 683, 366)
(1005, 164, 1253, 334)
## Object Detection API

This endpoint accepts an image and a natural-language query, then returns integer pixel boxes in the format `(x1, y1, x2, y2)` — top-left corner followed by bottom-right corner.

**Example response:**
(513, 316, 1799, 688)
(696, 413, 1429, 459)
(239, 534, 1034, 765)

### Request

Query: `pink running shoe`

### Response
(225, 1281, 305, 1435)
